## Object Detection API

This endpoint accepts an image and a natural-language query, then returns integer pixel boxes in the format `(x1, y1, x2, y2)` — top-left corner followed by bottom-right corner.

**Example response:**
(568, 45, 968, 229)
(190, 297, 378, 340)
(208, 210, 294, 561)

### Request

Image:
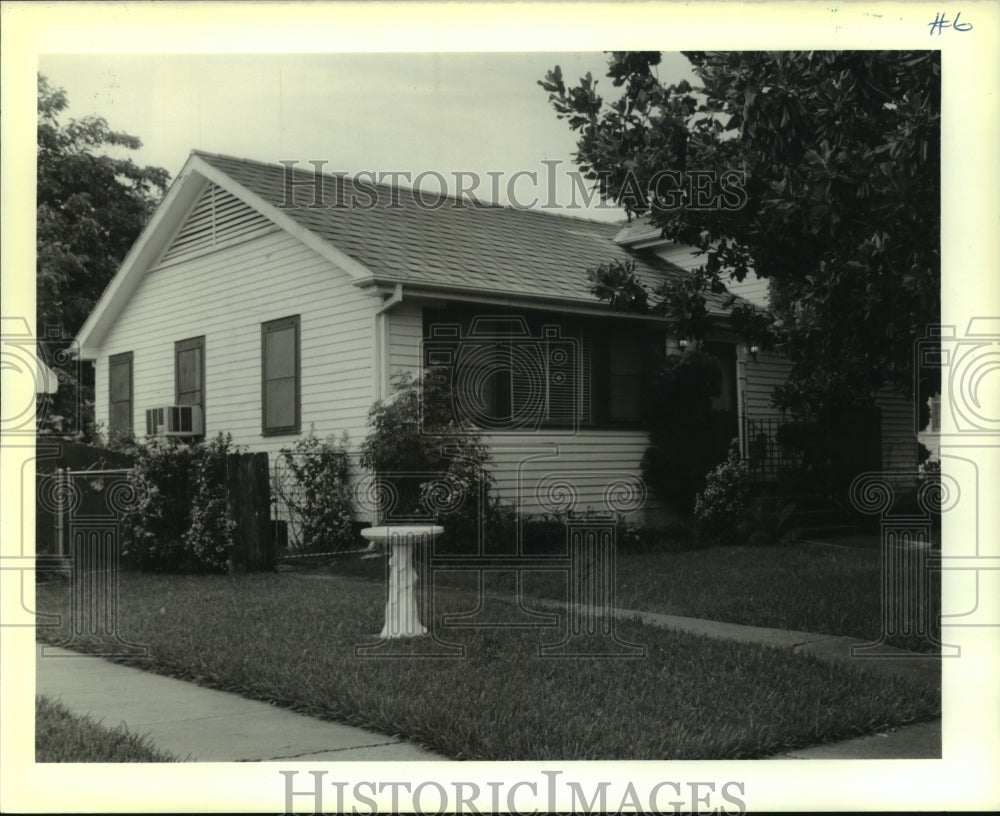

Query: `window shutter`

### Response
(109, 352, 133, 434)
(262, 316, 300, 434)
(175, 339, 204, 407)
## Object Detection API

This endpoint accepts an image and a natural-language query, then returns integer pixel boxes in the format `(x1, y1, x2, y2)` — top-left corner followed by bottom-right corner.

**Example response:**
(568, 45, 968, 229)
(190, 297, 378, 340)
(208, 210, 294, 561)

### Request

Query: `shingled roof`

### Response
(193, 151, 734, 315)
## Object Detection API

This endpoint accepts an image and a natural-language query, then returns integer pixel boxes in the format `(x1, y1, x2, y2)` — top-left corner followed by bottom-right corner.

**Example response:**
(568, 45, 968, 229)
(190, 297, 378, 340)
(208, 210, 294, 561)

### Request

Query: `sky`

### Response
(38, 52, 697, 222)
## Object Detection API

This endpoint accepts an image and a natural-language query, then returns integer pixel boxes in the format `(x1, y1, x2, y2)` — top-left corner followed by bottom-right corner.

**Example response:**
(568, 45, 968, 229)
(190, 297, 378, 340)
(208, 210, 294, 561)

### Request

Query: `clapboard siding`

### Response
(724, 273, 769, 308)
(742, 350, 792, 421)
(876, 387, 918, 471)
(387, 301, 424, 379)
(485, 432, 655, 516)
(650, 244, 769, 307)
(95, 229, 377, 456)
(651, 244, 701, 272)
(744, 352, 918, 471)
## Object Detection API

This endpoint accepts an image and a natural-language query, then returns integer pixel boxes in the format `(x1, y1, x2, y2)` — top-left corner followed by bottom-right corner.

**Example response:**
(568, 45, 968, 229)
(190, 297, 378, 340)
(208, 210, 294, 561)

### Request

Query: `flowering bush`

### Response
(693, 440, 750, 545)
(275, 431, 355, 553)
(119, 433, 242, 573)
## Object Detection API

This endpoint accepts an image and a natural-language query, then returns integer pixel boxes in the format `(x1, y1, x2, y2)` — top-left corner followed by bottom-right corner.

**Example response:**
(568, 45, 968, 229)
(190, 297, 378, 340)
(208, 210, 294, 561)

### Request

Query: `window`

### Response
(424, 311, 592, 430)
(262, 315, 300, 435)
(175, 336, 205, 431)
(108, 351, 133, 435)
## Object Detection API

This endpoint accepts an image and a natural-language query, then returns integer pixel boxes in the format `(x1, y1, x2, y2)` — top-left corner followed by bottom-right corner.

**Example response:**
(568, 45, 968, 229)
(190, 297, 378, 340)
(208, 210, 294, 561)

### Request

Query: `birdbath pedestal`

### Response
(360, 525, 442, 638)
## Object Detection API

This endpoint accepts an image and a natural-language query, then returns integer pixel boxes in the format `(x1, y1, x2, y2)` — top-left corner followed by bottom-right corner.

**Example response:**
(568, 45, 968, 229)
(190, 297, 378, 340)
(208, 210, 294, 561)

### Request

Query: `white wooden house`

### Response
(75, 152, 918, 525)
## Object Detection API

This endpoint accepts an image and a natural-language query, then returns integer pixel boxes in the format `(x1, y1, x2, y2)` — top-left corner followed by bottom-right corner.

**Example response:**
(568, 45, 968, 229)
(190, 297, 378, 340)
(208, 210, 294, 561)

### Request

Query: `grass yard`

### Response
(35, 571, 940, 761)
(35, 695, 178, 762)
(328, 536, 940, 653)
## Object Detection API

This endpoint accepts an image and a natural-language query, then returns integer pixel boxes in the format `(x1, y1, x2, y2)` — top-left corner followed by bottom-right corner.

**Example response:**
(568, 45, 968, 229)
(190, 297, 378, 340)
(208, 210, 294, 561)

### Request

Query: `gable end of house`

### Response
(156, 182, 279, 269)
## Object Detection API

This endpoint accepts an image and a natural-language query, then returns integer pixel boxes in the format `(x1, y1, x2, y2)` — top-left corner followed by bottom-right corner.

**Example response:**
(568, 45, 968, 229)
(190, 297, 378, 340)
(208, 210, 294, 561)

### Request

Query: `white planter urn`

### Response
(360, 525, 442, 638)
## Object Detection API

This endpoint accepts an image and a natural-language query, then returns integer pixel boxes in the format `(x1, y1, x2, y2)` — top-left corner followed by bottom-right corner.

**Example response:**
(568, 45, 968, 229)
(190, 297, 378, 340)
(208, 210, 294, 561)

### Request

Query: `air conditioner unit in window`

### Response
(145, 405, 203, 437)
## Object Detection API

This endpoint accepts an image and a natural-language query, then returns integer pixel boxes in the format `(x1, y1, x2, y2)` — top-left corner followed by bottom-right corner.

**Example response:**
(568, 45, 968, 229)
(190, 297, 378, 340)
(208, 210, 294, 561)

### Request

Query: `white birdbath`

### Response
(360, 525, 442, 638)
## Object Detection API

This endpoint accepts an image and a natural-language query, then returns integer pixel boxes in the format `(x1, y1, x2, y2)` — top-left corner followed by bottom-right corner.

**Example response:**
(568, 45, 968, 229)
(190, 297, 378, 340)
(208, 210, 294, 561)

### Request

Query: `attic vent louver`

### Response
(159, 183, 275, 265)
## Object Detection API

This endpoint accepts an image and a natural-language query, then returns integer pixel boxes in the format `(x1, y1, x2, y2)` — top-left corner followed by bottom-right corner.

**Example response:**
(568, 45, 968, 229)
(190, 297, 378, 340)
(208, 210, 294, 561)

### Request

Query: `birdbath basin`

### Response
(360, 525, 443, 638)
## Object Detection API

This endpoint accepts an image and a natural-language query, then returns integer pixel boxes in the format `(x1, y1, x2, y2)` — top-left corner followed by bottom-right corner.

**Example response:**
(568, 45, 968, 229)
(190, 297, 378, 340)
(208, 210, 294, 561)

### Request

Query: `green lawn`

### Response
(325, 536, 941, 653)
(35, 570, 940, 761)
(35, 695, 178, 762)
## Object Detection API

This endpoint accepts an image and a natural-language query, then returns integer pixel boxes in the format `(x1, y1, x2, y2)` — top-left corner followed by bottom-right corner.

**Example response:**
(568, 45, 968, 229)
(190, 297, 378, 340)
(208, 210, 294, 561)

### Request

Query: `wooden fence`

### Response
(35, 443, 274, 572)
(226, 452, 273, 572)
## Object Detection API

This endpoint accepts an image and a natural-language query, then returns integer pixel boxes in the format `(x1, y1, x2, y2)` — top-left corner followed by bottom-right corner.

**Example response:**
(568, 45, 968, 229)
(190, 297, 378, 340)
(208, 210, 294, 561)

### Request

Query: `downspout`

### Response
(736, 343, 748, 459)
(373, 283, 404, 403)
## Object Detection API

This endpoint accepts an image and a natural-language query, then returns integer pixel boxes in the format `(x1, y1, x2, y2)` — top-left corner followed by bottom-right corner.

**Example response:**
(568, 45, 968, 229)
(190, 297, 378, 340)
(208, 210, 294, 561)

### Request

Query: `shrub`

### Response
(359, 370, 502, 551)
(275, 431, 355, 553)
(917, 457, 942, 547)
(118, 437, 194, 572)
(694, 440, 750, 545)
(185, 433, 240, 571)
(118, 433, 242, 573)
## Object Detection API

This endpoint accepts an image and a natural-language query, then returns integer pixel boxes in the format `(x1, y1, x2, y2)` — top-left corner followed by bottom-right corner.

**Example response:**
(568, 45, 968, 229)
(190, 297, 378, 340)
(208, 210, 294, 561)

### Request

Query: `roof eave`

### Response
(356, 276, 735, 327)
(74, 152, 382, 359)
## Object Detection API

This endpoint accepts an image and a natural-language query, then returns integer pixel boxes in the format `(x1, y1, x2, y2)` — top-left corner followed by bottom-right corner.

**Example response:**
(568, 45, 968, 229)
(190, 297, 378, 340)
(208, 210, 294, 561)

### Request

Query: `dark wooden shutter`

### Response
(262, 316, 300, 434)
(175, 336, 205, 408)
(108, 352, 133, 433)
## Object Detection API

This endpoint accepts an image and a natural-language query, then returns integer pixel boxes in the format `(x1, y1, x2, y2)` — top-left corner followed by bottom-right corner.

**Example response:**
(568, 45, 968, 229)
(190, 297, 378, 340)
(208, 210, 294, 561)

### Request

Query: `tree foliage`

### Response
(639, 349, 732, 515)
(541, 51, 940, 413)
(36, 74, 169, 435)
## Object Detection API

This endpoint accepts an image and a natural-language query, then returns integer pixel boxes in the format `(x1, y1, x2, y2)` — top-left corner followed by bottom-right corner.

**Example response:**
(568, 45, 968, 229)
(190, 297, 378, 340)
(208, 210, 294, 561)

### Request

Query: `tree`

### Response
(540, 51, 940, 416)
(37, 74, 170, 436)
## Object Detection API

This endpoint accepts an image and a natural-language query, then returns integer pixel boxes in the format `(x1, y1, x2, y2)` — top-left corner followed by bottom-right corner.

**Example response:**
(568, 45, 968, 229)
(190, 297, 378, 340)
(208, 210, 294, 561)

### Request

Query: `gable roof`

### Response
(76, 150, 738, 357)
(193, 152, 735, 311)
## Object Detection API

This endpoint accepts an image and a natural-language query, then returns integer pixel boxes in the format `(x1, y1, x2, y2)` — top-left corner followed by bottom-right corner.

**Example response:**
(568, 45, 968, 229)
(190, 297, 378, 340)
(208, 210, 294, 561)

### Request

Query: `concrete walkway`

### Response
(37, 601, 941, 762)
(36, 645, 445, 762)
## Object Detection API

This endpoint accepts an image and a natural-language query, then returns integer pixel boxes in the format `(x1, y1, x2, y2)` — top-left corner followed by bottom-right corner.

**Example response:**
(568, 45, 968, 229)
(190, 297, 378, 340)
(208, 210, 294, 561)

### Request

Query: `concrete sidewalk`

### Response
(608, 605, 943, 688)
(36, 645, 446, 762)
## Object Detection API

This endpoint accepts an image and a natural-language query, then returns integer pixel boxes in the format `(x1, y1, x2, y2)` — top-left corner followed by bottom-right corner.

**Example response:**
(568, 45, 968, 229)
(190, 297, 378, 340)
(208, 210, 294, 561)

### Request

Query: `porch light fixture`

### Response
(748, 343, 760, 361)
(678, 338, 689, 349)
